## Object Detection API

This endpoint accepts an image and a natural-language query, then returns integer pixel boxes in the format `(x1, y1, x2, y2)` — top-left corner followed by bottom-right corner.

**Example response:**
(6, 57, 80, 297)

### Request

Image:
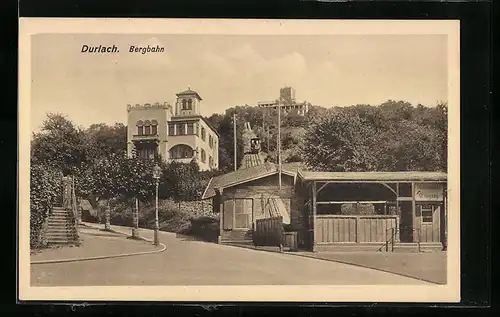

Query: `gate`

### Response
(253, 216, 283, 246)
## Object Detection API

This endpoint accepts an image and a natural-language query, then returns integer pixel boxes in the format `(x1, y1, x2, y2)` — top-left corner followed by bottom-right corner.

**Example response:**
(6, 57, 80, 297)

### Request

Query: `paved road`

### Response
(31, 223, 431, 286)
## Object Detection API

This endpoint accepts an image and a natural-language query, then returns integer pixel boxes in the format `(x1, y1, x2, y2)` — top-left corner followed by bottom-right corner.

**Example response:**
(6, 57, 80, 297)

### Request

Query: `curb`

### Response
(223, 243, 442, 285)
(81, 222, 177, 238)
(31, 226, 167, 265)
(82, 223, 159, 244)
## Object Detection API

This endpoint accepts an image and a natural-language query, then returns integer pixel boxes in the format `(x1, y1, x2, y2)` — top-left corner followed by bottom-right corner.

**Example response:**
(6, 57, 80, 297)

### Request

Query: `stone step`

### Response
(46, 232, 75, 237)
(223, 240, 254, 245)
(47, 239, 76, 244)
(46, 237, 76, 243)
(222, 231, 252, 238)
(51, 210, 69, 214)
(50, 214, 72, 218)
(51, 214, 70, 217)
(46, 229, 75, 234)
(50, 215, 71, 220)
(48, 219, 72, 223)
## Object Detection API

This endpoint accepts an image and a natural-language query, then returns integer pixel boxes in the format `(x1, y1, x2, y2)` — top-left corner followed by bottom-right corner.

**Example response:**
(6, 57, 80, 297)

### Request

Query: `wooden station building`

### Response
(201, 162, 303, 245)
(202, 165, 447, 252)
(294, 171, 448, 252)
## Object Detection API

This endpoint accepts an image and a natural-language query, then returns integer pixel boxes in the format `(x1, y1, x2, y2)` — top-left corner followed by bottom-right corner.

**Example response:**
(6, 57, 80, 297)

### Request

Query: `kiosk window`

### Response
(421, 206, 433, 223)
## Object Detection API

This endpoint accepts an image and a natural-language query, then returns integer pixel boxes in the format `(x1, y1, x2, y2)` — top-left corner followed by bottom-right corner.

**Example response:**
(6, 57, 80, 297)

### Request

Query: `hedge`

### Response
(30, 164, 61, 249)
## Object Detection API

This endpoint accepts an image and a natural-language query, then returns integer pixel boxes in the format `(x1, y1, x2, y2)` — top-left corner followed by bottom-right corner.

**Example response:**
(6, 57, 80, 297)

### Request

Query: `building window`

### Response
(201, 127, 206, 141)
(182, 99, 187, 110)
(136, 120, 144, 135)
(187, 99, 193, 110)
(209, 135, 213, 148)
(201, 149, 206, 163)
(178, 123, 185, 135)
(144, 120, 151, 135)
(151, 120, 158, 135)
(187, 123, 194, 135)
(169, 144, 194, 159)
(209, 155, 213, 167)
(168, 124, 175, 136)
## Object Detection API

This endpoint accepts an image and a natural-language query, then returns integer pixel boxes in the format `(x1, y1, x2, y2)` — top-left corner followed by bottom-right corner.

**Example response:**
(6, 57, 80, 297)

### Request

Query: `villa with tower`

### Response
(126, 88, 219, 171)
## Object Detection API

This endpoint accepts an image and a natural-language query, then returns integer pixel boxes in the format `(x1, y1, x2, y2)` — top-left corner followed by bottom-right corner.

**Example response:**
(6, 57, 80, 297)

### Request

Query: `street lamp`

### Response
(152, 164, 162, 246)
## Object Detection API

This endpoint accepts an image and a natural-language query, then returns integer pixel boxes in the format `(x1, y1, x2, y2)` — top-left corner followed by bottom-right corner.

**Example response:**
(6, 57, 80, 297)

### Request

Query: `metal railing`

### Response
(378, 227, 421, 252)
(62, 176, 80, 244)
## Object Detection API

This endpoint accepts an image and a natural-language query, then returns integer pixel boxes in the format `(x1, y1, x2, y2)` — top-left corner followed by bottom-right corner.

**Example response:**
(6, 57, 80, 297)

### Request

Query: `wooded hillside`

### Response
(208, 100, 447, 172)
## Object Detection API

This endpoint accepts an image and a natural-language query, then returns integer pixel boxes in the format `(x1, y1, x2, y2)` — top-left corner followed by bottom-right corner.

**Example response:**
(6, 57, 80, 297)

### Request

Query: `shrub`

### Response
(188, 216, 220, 242)
(139, 200, 194, 233)
(340, 203, 375, 215)
(30, 163, 61, 249)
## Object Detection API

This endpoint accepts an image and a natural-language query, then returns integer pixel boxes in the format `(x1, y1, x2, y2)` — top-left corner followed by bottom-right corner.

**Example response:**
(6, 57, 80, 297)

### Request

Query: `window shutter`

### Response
(223, 199, 234, 230)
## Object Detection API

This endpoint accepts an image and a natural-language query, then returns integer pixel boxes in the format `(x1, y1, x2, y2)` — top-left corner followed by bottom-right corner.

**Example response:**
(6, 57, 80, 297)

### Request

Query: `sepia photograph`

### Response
(18, 18, 460, 302)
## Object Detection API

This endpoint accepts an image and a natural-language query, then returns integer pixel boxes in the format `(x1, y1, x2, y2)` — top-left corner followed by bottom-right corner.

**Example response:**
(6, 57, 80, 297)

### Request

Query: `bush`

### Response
(30, 163, 61, 249)
(104, 198, 219, 238)
(138, 200, 195, 233)
(340, 203, 375, 215)
(188, 216, 219, 242)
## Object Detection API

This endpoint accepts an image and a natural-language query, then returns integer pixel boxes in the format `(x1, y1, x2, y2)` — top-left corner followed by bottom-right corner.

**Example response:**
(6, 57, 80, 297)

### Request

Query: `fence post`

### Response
(417, 229, 421, 253)
(391, 227, 395, 252)
(355, 216, 360, 243)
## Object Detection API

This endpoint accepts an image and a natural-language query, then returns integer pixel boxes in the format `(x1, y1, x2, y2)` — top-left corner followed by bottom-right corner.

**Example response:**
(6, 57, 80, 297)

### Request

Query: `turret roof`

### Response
(176, 88, 202, 100)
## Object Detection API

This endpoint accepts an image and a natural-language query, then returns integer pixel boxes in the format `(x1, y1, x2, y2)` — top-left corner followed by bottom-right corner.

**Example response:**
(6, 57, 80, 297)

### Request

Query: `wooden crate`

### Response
(282, 232, 298, 251)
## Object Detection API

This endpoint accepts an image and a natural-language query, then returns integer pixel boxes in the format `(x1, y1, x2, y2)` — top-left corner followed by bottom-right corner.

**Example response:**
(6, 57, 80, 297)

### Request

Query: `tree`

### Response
(301, 109, 378, 172)
(74, 153, 129, 230)
(375, 120, 445, 171)
(31, 113, 89, 175)
(84, 123, 127, 160)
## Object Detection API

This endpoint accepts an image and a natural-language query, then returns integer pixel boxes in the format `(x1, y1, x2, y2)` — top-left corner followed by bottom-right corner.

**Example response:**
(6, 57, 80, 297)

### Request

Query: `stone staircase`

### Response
(45, 206, 79, 245)
(220, 229, 253, 245)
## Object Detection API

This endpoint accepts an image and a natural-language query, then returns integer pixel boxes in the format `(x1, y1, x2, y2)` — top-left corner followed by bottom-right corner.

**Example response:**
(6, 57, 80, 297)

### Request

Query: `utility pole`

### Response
(262, 109, 265, 143)
(267, 125, 270, 156)
(277, 99, 282, 190)
(233, 113, 237, 171)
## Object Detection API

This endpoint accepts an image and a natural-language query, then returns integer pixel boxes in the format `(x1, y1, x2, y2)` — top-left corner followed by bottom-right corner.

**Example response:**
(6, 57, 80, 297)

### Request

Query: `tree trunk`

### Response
(105, 201, 111, 230)
(132, 198, 140, 238)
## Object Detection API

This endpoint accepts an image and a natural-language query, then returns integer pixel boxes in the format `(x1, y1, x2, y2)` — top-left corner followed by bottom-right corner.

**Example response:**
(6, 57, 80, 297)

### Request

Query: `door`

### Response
(234, 198, 253, 229)
(399, 201, 413, 243)
(418, 204, 441, 243)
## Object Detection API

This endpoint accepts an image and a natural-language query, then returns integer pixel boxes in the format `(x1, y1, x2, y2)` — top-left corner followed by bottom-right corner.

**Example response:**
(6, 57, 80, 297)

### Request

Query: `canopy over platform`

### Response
(298, 171, 447, 183)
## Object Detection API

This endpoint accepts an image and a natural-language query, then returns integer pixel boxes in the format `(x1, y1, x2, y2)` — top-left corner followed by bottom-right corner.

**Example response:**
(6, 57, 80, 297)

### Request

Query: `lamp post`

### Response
(152, 164, 162, 246)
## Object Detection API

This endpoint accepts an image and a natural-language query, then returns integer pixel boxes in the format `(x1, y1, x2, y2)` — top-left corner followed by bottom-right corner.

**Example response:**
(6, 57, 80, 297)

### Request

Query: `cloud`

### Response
(226, 43, 264, 64)
(199, 51, 237, 77)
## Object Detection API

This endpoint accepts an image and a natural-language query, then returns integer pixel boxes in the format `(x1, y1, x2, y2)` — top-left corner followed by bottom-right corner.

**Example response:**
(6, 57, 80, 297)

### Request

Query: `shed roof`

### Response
(201, 162, 304, 199)
(297, 170, 447, 182)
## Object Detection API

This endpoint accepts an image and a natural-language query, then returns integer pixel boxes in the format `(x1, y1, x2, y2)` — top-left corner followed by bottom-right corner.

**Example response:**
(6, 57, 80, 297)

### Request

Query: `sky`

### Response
(30, 33, 448, 132)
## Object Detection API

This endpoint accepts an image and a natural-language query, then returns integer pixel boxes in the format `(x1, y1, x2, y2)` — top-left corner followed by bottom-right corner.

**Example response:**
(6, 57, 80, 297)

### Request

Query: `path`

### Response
(31, 226, 162, 263)
(31, 223, 432, 286)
